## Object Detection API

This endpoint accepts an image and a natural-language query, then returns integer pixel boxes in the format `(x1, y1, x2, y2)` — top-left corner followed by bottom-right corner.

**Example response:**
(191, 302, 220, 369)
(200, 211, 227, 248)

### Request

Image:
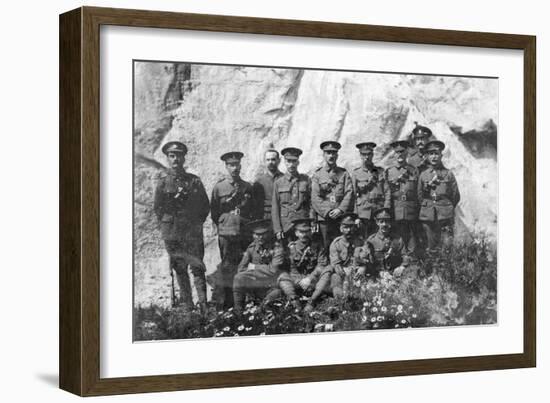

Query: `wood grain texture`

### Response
(523, 37, 536, 367)
(59, 7, 82, 396)
(59, 6, 537, 396)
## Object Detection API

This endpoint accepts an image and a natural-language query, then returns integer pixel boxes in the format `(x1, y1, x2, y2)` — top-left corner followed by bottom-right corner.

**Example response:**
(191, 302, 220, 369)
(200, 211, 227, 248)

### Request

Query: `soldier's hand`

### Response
(331, 208, 344, 219)
(327, 209, 338, 219)
(298, 277, 311, 291)
(276, 231, 285, 240)
(247, 263, 256, 271)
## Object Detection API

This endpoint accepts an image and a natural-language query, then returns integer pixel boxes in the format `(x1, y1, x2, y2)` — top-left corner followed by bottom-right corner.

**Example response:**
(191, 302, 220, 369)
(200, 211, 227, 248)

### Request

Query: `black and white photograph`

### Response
(133, 60, 498, 341)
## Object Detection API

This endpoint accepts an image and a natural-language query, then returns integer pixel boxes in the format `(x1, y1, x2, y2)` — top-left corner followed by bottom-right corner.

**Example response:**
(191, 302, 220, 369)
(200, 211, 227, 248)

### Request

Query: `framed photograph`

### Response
(59, 6, 536, 396)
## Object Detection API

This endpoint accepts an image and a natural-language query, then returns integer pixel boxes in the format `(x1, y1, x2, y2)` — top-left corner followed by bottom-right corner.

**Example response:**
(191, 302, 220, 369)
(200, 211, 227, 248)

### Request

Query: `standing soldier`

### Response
(153, 141, 210, 311)
(311, 141, 354, 251)
(329, 213, 364, 299)
(232, 219, 285, 313)
(272, 147, 313, 242)
(277, 218, 332, 312)
(252, 149, 283, 220)
(210, 151, 255, 310)
(385, 140, 419, 256)
(355, 207, 410, 278)
(352, 142, 390, 239)
(417, 141, 461, 251)
(408, 123, 432, 173)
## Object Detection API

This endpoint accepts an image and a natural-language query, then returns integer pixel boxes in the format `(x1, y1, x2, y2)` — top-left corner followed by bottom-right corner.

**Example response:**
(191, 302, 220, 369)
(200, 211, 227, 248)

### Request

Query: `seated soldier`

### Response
(277, 218, 333, 313)
(329, 213, 364, 299)
(232, 219, 285, 313)
(355, 207, 410, 278)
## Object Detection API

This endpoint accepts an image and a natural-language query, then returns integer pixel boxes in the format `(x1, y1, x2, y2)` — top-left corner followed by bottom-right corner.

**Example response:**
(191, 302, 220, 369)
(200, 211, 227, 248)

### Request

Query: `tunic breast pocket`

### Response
(436, 180, 450, 195)
(277, 186, 291, 203)
(164, 180, 178, 194)
(403, 179, 416, 192)
(333, 179, 344, 198)
(161, 214, 174, 223)
(357, 179, 369, 191)
(318, 181, 332, 197)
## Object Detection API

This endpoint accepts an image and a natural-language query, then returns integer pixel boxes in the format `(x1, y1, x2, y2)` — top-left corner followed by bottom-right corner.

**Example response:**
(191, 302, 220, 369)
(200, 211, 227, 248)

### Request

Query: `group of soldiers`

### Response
(152, 124, 461, 314)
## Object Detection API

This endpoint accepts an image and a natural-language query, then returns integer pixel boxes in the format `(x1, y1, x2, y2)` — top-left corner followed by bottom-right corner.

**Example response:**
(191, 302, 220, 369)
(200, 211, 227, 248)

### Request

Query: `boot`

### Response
(311, 272, 331, 302)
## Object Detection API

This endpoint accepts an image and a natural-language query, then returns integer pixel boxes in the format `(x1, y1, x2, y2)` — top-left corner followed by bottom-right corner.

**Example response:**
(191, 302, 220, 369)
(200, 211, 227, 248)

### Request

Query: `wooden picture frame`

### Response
(59, 6, 536, 396)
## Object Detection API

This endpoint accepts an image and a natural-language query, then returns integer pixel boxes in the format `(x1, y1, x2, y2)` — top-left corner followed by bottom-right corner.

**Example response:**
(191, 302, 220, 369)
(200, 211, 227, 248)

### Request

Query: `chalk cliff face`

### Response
(133, 62, 498, 307)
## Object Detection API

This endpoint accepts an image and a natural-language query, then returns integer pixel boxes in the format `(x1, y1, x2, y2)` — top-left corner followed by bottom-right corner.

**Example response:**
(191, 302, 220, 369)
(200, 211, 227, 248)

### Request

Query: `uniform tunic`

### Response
(364, 231, 409, 273)
(311, 165, 354, 221)
(210, 176, 255, 236)
(272, 172, 313, 234)
(352, 164, 391, 220)
(154, 169, 210, 242)
(417, 165, 460, 222)
(385, 164, 419, 221)
(252, 170, 283, 220)
(284, 239, 328, 280)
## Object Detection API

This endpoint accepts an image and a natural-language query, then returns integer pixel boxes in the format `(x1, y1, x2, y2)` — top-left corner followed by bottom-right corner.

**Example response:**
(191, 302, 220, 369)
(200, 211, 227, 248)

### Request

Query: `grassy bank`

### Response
(134, 237, 496, 341)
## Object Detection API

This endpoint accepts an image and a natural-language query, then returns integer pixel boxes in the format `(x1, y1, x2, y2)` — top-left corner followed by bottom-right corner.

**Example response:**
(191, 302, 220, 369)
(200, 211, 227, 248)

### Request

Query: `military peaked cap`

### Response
(356, 142, 377, 153)
(390, 140, 410, 152)
(220, 151, 244, 163)
(340, 212, 359, 225)
(281, 147, 303, 159)
(247, 219, 272, 234)
(162, 141, 188, 156)
(411, 123, 433, 138)
(292, 218, 313, 231)
(425, 140, 446, 152)
(373, 207, 392, 220)
(320, 141, 342, 151)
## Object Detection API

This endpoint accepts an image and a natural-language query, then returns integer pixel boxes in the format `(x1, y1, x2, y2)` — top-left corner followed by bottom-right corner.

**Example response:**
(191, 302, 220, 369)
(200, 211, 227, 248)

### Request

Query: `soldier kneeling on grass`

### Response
(277, 218, 333, 313)
(328, 212, 365, 299)
(232, 219, 285, 313)
(354, 207, 410, 279)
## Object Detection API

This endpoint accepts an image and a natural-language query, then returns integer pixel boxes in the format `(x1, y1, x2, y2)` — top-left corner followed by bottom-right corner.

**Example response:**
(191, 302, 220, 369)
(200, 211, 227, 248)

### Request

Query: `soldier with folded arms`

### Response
(153, 141, 210, 312)
(417, 140, 461, 251)
(352, 142, 391, 239)
(210, 151, 255, 310)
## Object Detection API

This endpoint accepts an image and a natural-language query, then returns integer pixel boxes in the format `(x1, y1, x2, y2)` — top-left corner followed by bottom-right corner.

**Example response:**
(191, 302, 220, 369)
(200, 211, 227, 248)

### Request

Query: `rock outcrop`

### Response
(133, 62, 498, 307)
